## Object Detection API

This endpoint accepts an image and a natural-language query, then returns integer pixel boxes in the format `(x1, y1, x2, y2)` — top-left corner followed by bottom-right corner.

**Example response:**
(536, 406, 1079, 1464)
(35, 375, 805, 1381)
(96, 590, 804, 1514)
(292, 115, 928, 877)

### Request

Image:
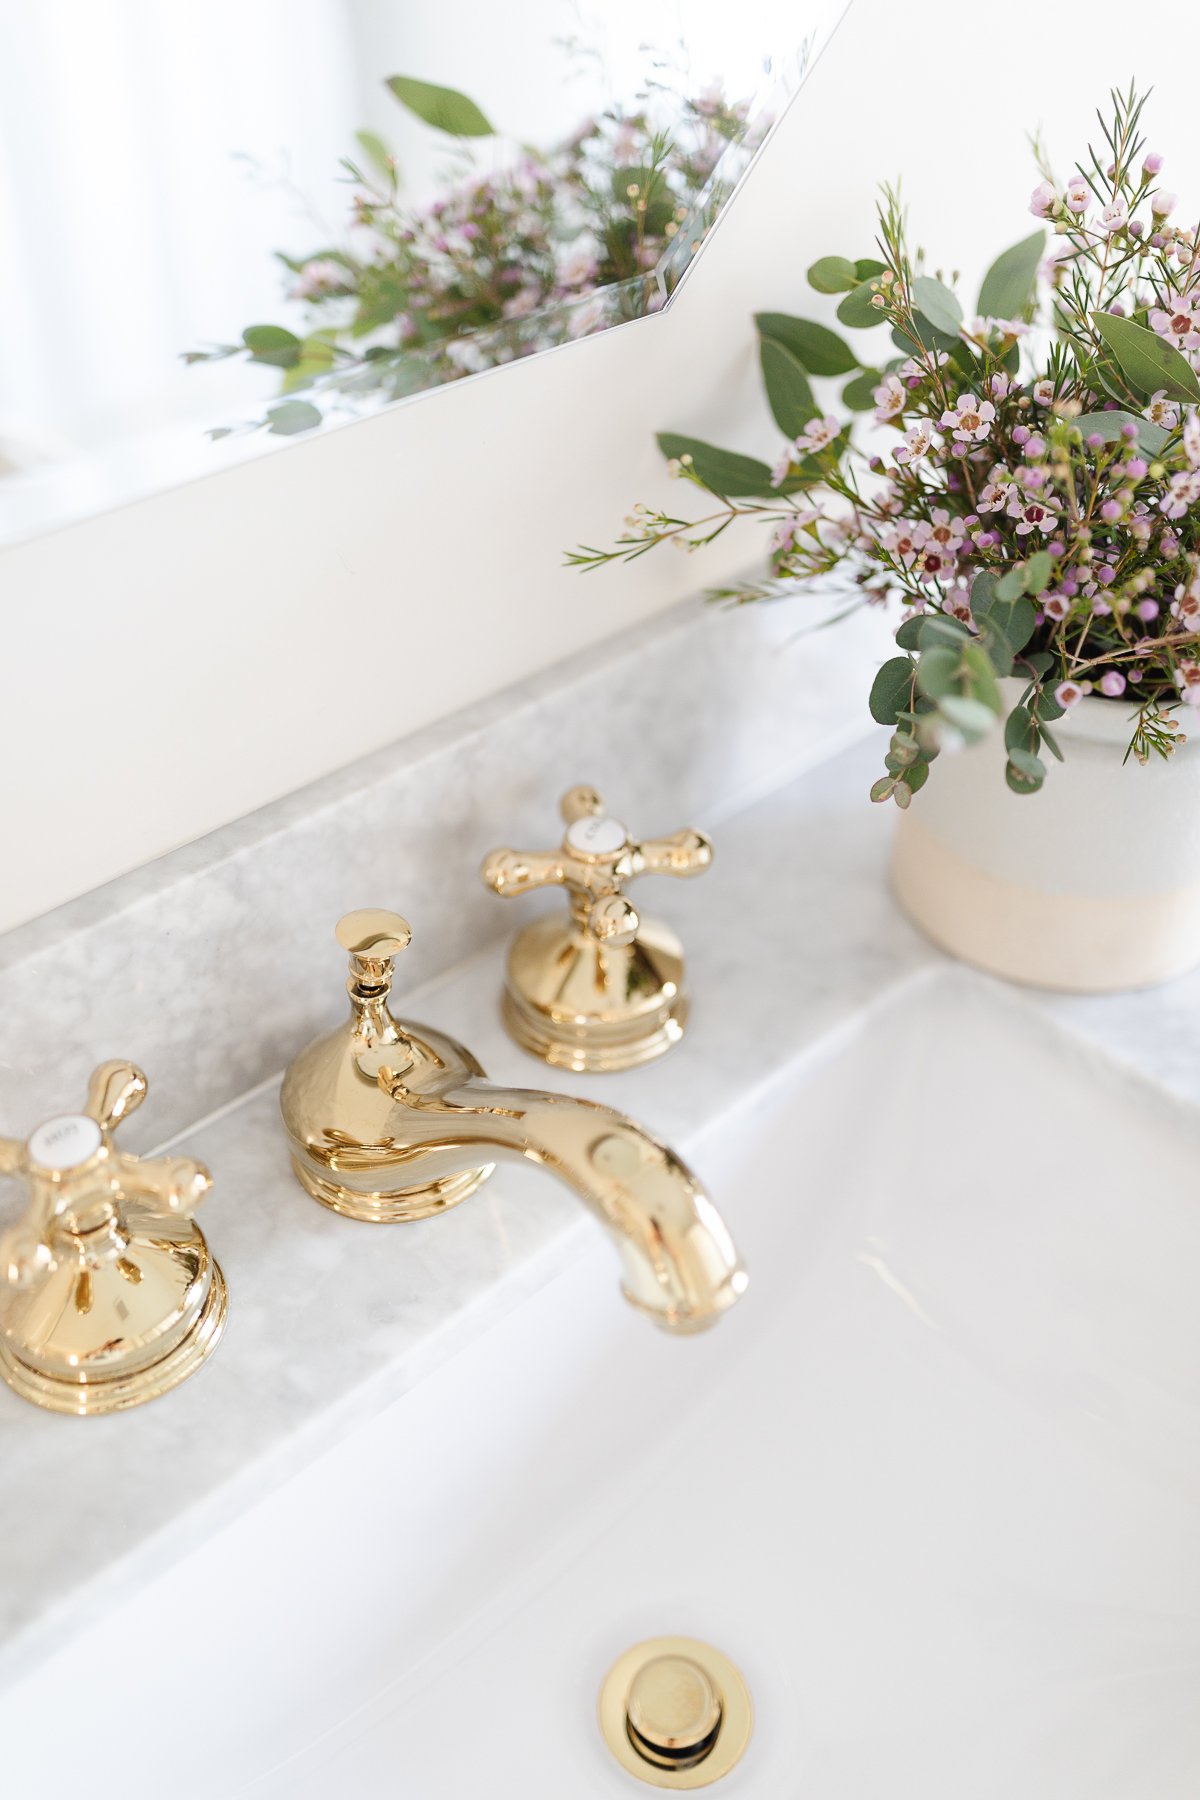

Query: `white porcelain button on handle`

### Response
(26, 1114, 103, 1172)
(565, 815, 628, 857)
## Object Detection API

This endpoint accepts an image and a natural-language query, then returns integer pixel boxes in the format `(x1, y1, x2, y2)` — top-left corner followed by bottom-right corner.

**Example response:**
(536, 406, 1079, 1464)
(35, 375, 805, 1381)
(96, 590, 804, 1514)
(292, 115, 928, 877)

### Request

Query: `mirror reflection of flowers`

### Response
(187, 72, 759, 437)
(570, 86, 1200, 802)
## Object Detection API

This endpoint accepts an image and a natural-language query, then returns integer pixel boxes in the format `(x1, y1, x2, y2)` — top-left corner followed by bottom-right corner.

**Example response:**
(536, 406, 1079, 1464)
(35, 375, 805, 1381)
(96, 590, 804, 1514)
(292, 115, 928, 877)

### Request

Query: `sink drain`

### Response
(598, 1636, 752, 1788)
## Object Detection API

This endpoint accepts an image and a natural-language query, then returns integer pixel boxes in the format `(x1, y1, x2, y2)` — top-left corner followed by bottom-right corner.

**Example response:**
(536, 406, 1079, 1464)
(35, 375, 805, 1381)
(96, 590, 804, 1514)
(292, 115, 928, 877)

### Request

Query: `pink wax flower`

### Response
(1098, 670, 1127, 697)
(940, 394, 996, 443)
(1065, 177, 1091, 214)
(1029, 180, 1056, 218)
(1055, 681, 1086, 709)
(893, 422, 933, 466)
(797, 414, 841, 454)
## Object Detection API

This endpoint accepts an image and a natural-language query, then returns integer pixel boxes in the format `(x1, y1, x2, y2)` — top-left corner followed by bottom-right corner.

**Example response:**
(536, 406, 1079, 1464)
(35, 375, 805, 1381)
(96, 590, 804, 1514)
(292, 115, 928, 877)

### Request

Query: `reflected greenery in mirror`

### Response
(0, 0, 846, 547)
(188, 60, 765, 438)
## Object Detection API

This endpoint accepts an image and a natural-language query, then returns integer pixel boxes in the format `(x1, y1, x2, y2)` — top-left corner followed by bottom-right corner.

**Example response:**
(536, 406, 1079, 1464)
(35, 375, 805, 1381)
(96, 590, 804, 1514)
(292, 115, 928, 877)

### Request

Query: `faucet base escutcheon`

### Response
(0, 1062, 228, 1416)
(288, 1158, 494, 1224)
(500, 912, 690, 1073)
(0, 1242, 227, 1416)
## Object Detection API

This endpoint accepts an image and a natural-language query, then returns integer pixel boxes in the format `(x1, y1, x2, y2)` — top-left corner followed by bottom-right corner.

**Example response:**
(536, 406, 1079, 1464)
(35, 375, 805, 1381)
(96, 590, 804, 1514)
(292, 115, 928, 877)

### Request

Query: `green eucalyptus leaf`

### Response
(870, 776, 897, 803)
(916, 645, 961, 702)
(869, 656, 915, 725)
(1004, 703, 1035, 753)
(755, 313, 857, 376)
(994, 566, 1027, 601)
(1039, 722, 1064, 762)
(891, 319, 962, 360)
(917, 614, 970, 652)
(1006, 758, 1045, 794)
(1076, 409, 1170, 454)
(1022, 651, 1054, 677)
(969, 570, 1001, 614)
(974, 621, 1015, 678)
(266, 398, 322, 435)
(1090, 311, 1200, 404)
(385, 74, 494, 136)
(1007, 745, 1047, 781)
(656, 433, 781, 499)
(837, 279, 885, 329)
(807, 255, 858, 294)
(855, 258, 886, 280)
(242, 324, 302, 368)
(842, 369, 881, 411)
(912, 275, 964, 336)
(961, 642, 1003, 712)
(892, 779, 913, 809)
(900, 759, 929, 795)
(939, 694, 997, 740)
(894, 615, 924, 651)
(758, 337, 817, 437)
(977, 229, 1045, 321)
(355, 129, 396, 176)
(1024, 549, 1053, 594)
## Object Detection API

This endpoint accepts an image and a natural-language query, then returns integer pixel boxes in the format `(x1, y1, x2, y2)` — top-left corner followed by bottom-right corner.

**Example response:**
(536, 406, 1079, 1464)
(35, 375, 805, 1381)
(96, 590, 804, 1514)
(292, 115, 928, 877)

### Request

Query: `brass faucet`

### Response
(279, 911, 746, 1333)
(481, 784, 713, 1071)
(0, 1062, 227, 1414)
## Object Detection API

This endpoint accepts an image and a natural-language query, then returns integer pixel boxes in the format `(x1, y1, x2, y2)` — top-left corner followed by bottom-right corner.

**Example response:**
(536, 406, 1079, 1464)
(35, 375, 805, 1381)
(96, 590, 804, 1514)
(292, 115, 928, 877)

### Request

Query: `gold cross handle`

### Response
(481, 784, 712, 946)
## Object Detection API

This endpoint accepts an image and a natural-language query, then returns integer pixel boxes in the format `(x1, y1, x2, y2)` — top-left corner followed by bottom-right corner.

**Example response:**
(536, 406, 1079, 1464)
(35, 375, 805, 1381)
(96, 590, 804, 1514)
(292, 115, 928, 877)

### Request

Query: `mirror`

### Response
(0, 0, 846, 546)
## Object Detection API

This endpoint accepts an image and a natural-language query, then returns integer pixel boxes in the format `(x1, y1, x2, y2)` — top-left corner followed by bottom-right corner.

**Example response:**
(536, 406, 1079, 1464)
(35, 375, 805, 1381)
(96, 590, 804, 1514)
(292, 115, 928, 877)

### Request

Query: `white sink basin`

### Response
(5, 970, 1199, 1798)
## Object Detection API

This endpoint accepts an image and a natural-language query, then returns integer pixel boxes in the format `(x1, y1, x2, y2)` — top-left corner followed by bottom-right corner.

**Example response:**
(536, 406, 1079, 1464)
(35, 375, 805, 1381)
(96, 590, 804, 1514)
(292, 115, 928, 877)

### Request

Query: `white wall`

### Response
(2, 0, 1197, 931)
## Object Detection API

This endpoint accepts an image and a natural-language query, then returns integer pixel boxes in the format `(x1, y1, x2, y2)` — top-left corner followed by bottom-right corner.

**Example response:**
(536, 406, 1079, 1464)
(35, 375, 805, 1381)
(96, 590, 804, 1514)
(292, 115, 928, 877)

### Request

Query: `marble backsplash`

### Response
(0, 593, 886, 1146)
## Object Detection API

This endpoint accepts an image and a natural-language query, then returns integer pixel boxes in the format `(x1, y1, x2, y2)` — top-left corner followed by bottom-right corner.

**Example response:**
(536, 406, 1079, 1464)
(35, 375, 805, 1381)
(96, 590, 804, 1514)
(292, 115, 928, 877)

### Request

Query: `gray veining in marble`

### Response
(0, 596, 888, 1147)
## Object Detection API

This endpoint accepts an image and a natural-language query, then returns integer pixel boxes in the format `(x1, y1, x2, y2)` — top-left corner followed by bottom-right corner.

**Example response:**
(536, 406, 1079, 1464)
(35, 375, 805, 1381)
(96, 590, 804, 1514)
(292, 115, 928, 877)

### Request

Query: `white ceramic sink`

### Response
(5, 970, 1199, 1799)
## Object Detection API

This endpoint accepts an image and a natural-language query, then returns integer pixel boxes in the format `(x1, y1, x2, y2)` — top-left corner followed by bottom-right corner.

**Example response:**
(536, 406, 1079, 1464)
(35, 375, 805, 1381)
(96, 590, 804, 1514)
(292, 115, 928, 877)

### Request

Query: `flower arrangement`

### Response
(188, 71, 757, 438)
(570, 87, 1200, 805)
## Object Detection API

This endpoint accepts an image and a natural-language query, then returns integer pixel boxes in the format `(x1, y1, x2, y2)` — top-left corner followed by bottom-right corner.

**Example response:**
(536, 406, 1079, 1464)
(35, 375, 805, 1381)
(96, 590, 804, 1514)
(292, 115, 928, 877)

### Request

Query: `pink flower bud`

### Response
(1143, 152, 1164, 175)
(1099, 670, 1126, 697)
(1029, 180, 1056, 218)
(1151, 191, 1178, 217)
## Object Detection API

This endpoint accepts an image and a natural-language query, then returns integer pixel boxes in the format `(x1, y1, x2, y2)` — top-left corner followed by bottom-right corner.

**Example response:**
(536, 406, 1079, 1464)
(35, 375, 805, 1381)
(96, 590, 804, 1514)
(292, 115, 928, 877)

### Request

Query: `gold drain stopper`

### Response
(598, 1636, 753, 1789)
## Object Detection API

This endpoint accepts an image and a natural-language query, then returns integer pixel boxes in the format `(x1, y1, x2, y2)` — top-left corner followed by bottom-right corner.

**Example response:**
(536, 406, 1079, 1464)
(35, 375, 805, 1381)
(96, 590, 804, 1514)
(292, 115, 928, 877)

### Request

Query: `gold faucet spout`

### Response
(279, 911, 747, 1333)
(378, 1067, 747, 1333)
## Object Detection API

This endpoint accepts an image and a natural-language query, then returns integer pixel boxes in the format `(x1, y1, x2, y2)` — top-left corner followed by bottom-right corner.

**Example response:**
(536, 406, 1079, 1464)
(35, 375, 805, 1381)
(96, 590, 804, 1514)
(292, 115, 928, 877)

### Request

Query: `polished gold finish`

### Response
(279, 912, 746, 1331)
(0, 1063, 227, 1415)
(481, 784, 713, 1071)
(599, 1637, 753, 1788)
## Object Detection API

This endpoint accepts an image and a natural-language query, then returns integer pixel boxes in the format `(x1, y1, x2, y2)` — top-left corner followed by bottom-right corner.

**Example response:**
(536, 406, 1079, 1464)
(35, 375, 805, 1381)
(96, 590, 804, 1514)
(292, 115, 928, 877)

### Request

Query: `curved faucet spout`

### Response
(279, 913, 746, 1332)
(379, 1062, 748, 1333)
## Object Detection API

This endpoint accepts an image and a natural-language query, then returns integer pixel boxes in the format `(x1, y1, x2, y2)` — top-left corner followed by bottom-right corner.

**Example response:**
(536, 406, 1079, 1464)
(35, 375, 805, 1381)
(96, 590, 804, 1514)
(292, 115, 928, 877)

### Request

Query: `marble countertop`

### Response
(4, 732, 1200, 1687)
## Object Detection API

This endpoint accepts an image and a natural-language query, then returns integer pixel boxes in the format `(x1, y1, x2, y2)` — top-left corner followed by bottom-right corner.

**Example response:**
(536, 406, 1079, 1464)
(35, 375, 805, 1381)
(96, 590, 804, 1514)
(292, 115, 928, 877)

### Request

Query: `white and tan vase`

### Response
(891, 685, 1200, 992)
